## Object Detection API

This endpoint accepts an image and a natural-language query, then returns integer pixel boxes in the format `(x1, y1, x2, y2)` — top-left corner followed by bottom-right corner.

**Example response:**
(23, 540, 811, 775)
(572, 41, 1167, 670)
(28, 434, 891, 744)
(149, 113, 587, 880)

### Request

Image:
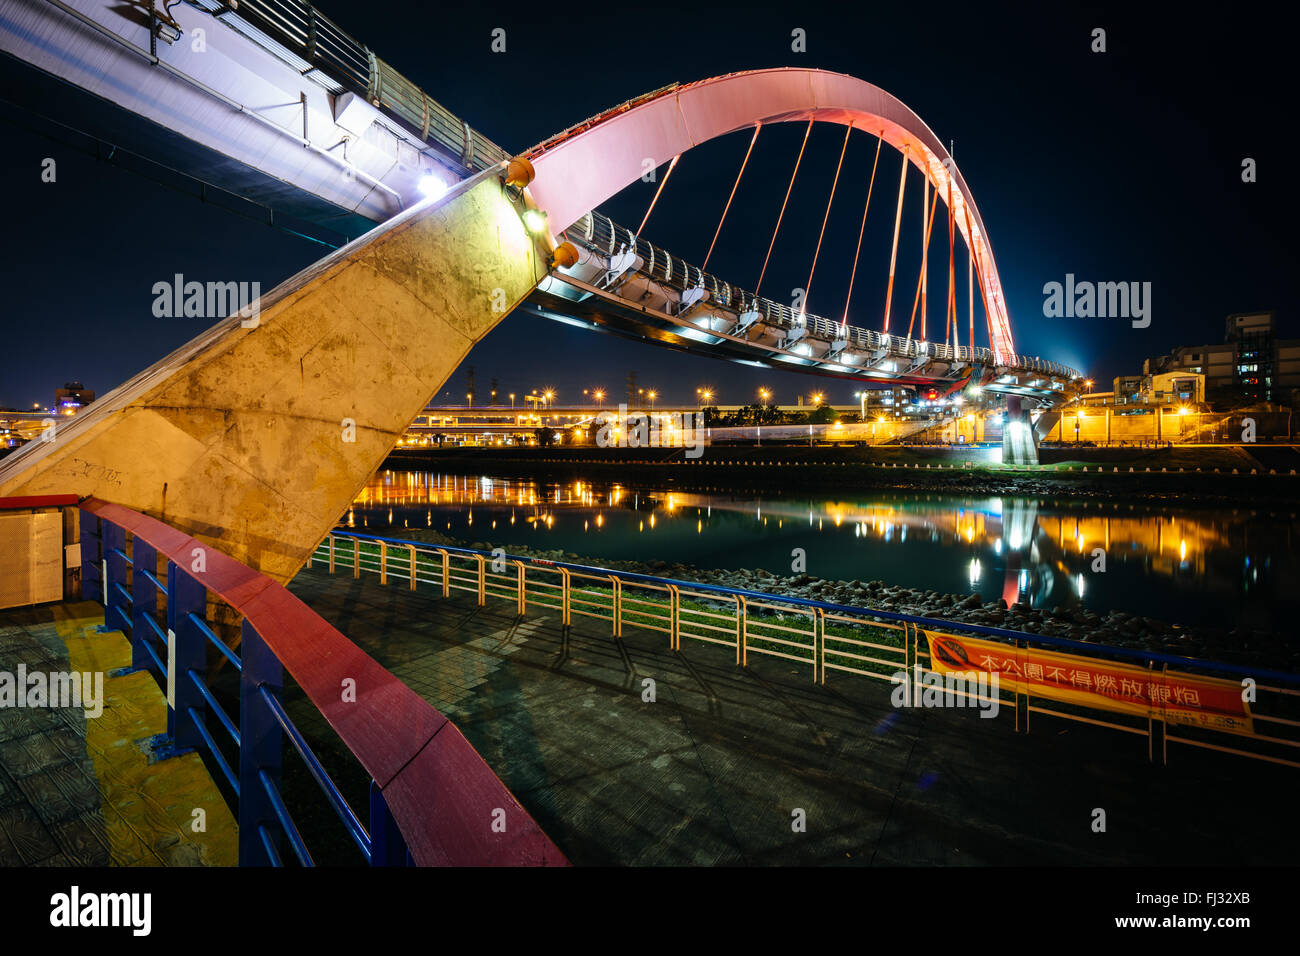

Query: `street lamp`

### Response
(811, 392, 824, 407)
(647, 390, 657, 409)
(854, 390, 866, 420)
(758, 387, 771, 406)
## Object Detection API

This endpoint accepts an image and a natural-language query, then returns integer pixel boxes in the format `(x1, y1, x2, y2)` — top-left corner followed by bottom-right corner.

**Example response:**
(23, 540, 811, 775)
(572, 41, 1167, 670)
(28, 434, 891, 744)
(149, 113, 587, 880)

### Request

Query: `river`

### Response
(341, 470, 1299, 634)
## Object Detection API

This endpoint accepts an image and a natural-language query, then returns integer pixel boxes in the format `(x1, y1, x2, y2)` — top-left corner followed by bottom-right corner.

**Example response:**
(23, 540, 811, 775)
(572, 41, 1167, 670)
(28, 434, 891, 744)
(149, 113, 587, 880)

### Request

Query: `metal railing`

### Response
(78, 500, 564, 866)
(188, 0, 509, 174)
(574, 211, 1081, 383)
(315, 529, 1300, 770)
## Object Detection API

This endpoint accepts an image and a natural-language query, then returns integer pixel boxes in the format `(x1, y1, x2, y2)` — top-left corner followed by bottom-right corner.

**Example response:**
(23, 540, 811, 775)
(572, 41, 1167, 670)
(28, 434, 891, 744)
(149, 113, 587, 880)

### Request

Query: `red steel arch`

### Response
(526, 68, 1016, 359)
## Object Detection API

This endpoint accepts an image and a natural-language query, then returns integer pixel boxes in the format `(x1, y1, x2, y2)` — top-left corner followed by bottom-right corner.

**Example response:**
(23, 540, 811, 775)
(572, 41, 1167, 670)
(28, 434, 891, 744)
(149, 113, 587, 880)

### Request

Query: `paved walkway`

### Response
(0, 602, 236, 866)
(289, 564, 1300, 866)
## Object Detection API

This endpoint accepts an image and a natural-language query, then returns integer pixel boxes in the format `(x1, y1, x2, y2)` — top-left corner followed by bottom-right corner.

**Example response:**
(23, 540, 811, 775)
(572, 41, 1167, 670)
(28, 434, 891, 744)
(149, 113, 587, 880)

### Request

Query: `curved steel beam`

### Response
(526, 68, 1016, 358)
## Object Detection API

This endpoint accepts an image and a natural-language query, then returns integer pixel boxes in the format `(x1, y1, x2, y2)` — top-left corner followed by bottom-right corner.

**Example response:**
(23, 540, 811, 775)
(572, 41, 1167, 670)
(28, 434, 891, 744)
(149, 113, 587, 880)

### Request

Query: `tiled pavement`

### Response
(6, 577, 1297, 867)
(0, 603, 236, 866)
(0, 605, 108, 866)
(288, 564, 1300, 866)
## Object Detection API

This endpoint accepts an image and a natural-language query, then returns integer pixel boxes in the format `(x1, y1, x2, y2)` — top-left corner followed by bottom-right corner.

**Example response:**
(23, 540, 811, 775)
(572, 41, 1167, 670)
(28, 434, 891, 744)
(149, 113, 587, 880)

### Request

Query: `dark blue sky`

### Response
(0, 1, 1292, 409)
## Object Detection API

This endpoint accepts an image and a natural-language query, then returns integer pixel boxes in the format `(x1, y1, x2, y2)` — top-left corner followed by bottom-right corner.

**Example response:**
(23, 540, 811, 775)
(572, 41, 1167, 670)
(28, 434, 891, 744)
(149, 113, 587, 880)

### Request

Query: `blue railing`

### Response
(316, 528, 1300, 769)
(80, 504, 408, 867)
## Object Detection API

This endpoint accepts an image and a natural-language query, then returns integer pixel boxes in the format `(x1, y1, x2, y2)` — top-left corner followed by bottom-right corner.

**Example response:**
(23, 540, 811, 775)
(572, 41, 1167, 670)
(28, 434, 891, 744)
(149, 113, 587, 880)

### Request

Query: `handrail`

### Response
(576, 209, 1083, 384)
(79, 498, 567, 866)
(324, 530, 1299, 684)
(318, 528, 1300, 770)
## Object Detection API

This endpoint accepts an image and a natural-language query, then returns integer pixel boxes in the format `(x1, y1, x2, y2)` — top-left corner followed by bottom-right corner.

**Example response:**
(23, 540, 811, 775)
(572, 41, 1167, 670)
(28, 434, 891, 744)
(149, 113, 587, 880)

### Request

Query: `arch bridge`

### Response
(0, 0, 1080, 580)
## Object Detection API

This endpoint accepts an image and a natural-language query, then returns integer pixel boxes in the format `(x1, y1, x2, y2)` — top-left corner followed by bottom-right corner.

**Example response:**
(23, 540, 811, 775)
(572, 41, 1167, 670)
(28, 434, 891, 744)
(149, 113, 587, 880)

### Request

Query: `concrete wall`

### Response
(0, 166, 547, 582)
(1046, 408, 1296, 444)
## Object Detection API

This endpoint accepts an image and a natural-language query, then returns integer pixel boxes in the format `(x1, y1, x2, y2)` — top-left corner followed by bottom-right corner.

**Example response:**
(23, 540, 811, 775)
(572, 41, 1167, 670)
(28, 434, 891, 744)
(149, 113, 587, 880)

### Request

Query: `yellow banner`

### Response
(923, 631, 1253, 736)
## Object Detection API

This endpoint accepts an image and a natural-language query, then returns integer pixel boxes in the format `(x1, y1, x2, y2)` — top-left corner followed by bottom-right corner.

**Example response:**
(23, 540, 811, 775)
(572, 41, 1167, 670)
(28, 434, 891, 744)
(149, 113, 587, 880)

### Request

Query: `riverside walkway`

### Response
(288, 563, 1298, 866)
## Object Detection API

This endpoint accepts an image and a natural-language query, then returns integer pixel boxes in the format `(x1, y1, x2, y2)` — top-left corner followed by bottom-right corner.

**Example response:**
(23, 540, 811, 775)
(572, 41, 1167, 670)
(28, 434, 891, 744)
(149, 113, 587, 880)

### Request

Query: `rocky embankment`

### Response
(383, 527, 1295, 673)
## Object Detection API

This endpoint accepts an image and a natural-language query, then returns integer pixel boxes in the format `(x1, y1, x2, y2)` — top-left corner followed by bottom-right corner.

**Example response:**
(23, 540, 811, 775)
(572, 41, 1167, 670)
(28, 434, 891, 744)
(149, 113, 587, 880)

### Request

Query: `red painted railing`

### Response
(79, 497, 567, 866)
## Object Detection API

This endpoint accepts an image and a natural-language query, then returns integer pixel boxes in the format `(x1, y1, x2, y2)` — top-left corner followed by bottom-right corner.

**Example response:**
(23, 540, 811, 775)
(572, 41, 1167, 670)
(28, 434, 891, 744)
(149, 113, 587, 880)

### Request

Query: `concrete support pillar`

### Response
(0, 164, 548, 582)
(1002, 396, 1039, 465)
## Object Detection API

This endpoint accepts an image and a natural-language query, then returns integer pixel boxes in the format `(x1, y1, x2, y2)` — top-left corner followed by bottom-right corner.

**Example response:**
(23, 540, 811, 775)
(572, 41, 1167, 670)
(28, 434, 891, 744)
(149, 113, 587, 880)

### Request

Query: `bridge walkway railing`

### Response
(573, 211, 1079, 383)
(78, 498, 567, 866)
(315, 529, 1300, 771)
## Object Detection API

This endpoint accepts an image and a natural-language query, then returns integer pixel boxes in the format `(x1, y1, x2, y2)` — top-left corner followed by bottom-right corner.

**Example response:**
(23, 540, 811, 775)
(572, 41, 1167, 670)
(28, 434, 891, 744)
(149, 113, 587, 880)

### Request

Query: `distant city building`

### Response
(1146, 371, 1204, 406)
(1111, 375, 1144, 405)
(1143, 311, 1299, 403)
(54, 381, 94, 414)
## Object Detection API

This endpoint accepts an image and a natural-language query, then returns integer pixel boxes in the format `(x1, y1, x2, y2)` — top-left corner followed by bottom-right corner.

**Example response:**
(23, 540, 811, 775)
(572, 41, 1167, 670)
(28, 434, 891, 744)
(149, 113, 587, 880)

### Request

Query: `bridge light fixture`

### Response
(551, 241, 579, 269)
(505, 156, 536, 189)
(418, 173, 449, 200)
(522, 209, 549, 235)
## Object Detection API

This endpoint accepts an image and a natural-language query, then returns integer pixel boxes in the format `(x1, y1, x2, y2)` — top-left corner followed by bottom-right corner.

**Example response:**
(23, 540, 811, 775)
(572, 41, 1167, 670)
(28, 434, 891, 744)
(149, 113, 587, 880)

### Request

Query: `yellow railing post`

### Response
(475, 554, 486, 606)
(379, 542, 387, 586)
(734, 594, 742, 664)
(407, 545, 417, 590)
(907, 623, 918, 705)
(610, 575, 621, 637)
(353, 539, 360, 579)
(328, 534, 336, 573)
(560, 568, 571, 626)
(438, 549, 450, 598)
(515, 561, 527, 616)
(815, 607, 825, 684)
(667, 584, 680, 650)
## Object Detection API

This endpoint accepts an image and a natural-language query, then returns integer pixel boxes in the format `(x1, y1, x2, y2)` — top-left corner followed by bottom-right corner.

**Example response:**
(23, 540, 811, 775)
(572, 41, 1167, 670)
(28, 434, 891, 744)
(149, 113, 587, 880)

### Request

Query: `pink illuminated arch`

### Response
(527, 68, 1016, 358)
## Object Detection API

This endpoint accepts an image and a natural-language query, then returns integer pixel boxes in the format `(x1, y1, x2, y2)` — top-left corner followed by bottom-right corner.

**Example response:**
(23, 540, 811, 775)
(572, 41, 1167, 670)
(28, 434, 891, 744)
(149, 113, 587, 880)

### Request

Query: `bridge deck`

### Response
(288, 565, 1298, 866)
(0, 602, 237, 866)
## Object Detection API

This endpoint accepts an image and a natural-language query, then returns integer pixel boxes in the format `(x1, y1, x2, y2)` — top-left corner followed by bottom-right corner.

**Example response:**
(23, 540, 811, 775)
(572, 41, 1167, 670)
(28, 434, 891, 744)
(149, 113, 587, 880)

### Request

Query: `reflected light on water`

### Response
(344, 471, 1298, 628)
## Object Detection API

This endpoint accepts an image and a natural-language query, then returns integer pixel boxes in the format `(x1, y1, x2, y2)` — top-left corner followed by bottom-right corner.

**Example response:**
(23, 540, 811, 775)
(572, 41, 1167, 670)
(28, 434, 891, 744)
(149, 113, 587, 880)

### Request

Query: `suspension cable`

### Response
(703, 124, 761, 271)
(963, 201, 999, 357)
(842, 133, 883, 328)
(968, 233, 974, 353)
(921, 175, 929, 340)
(906, 183, 940, 339)
(882, 145, 909, 333)
(946, 176, 957, 349)
(635, 154, 679, 237)
(756, 119, 813, 295)
(802, 124, 852, 316)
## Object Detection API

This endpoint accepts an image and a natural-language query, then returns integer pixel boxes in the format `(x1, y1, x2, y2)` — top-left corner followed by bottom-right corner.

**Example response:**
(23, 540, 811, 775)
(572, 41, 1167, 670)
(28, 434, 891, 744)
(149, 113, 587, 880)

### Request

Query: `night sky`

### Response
(0, 2, 1293, 409)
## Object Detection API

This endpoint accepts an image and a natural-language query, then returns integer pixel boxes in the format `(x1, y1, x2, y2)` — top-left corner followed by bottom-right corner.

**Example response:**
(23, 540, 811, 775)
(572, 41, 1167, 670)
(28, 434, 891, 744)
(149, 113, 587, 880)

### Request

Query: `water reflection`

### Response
(344, 471, 1298, 631)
